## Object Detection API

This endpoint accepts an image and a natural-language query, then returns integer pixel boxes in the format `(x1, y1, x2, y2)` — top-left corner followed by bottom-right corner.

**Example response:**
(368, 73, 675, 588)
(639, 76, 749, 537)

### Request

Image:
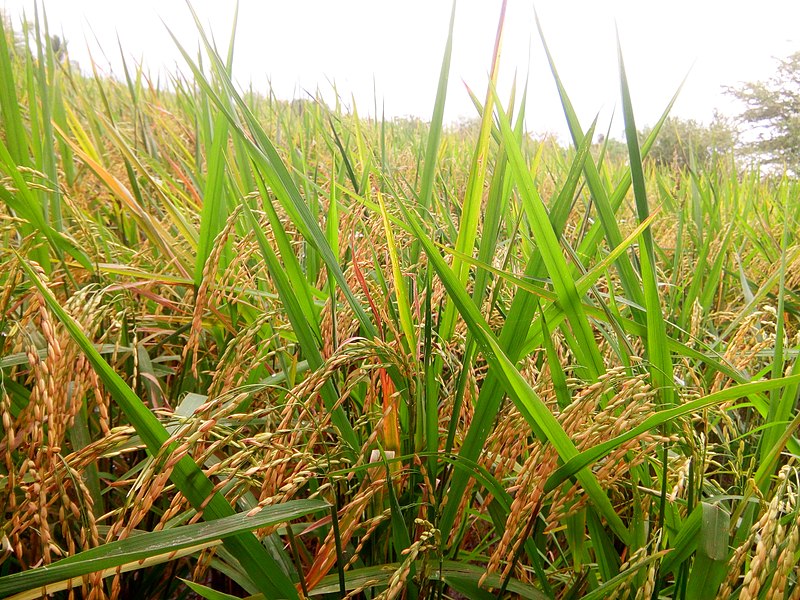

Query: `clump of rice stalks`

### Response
(2, 4, 800, 599)
(481, 368, 671, 589)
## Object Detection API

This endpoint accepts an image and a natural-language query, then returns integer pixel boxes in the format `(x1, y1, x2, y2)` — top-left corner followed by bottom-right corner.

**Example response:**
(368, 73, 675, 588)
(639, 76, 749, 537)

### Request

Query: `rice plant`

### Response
(1, 3, 799, 599)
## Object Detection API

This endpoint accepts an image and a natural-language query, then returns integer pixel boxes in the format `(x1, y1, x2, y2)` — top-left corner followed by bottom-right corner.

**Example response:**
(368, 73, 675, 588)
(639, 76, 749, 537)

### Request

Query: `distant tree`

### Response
(1, 10, 25, 56)
(640, 114, 737, 170)
(50, 34, 66, 62)
(726, 52, 800, 170)
(2, 10, 68, 64)
(451, 116, 481, 138)
(290, 98, 315, 116)
(594, 134, 630, 165)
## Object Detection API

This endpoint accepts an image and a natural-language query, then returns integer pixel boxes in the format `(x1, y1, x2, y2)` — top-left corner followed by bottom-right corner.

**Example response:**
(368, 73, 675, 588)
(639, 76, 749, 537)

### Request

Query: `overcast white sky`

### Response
(2, 1, 798, 139)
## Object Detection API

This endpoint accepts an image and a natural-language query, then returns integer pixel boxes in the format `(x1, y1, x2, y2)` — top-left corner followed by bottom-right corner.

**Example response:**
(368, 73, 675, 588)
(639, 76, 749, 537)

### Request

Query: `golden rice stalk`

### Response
(181, 206, 242, 377)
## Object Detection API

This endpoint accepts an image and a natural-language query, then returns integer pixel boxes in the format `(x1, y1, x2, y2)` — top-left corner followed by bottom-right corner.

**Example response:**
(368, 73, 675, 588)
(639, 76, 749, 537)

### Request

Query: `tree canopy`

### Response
(727, 51, 800, 170)
(640, 114, 737, 170)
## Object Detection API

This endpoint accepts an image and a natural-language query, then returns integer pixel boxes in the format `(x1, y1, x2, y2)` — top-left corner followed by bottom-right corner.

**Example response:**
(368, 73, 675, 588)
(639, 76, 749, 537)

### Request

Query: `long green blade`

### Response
(0, 499, 327, 597)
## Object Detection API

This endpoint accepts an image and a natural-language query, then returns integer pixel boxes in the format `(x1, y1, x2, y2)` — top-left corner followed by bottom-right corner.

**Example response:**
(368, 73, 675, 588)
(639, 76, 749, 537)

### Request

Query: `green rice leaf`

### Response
(0, 499, 327, 597)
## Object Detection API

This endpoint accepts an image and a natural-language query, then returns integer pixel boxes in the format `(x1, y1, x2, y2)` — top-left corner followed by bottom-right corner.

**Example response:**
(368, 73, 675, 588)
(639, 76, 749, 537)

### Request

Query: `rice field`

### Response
(1, 4, 800, 600)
